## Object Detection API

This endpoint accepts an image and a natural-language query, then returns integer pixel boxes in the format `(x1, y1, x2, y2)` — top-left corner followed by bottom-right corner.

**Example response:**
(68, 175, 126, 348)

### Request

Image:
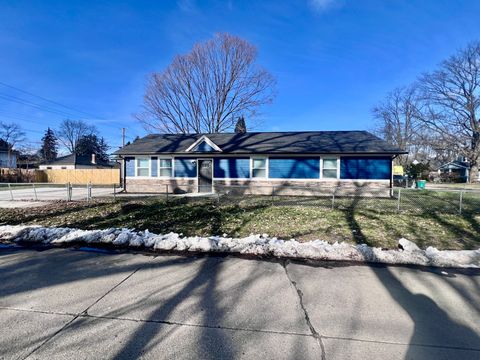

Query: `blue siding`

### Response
(151, 157, 158, 177)
(269, 158, 320, 179)
(192, 141, 217, 152)
(214, 158, 250, 178)
(125, 157, 135, 177)
(174, 157, 197, 177)
(340, 157, 391, 180)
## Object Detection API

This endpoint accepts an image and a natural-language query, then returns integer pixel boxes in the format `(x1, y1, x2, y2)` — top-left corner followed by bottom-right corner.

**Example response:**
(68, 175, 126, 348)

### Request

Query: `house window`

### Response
(252, 157, 267, 178)
(159, 158, 173, 177)
(322, 158, 338, 179)
(136, 158, 150, 177)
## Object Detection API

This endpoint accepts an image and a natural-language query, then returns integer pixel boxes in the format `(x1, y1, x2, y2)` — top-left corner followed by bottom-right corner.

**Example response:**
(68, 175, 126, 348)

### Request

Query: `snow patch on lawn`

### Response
(0, 225, 478, 268)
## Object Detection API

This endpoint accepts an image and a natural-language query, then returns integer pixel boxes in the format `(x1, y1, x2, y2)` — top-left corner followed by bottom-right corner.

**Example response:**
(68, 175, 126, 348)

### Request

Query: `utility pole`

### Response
(122, 128, 125, 147)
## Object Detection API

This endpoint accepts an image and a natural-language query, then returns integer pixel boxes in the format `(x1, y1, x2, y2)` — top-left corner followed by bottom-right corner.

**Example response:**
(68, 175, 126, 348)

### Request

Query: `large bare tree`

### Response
(372, 86, 424, 166)
(57, 119, 97, 153)
(416, 41, 480, 182)
(0, 121, 26, 167)
(137, 33, 276, 133)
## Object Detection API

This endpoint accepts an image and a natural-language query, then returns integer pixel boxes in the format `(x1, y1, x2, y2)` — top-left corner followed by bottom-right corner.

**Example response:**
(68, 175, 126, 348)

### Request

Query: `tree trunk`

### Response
(470, 162, 479, 183)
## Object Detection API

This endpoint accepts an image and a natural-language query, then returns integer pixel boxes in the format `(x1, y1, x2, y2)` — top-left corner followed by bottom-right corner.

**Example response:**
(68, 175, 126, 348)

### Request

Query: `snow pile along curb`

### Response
(0, 225, 479, 268)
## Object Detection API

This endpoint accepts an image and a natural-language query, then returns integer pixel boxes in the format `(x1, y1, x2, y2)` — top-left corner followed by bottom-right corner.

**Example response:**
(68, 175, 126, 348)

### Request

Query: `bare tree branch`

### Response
(136, 33, 276, 134)
(57, 119, 97, 153)
(0, 121, 26, 167)
(416, 41, 480, 182)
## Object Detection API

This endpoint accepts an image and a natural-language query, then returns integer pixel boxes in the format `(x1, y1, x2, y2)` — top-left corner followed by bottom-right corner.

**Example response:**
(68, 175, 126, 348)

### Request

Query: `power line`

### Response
(0, 81, 140, 142)
(0, 81, 104, 119)
(0, 93, 82, 118)
(0, 81, 136, 128)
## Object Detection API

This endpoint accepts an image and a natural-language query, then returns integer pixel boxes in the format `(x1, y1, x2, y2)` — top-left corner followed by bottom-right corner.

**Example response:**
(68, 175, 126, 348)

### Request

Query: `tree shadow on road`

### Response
(342, 200, 480, 359)
(0, 247, 304, 359)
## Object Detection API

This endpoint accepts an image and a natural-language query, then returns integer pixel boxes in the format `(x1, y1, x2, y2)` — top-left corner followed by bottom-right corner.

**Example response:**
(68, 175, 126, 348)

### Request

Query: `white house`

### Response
(0, 139, 17, 168)
(39, 153, 116, 170)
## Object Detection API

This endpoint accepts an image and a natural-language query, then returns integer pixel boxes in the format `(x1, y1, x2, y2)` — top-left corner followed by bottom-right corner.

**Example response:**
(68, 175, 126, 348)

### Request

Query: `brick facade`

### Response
(126, 178, 390, 196)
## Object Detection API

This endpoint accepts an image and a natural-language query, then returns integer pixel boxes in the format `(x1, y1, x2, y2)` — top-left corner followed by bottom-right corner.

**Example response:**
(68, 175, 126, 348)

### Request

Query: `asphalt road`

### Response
(0, 246, 479, 359)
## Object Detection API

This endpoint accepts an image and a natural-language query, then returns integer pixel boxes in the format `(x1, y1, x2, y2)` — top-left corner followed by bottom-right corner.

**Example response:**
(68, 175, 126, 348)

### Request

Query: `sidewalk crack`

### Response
(21, 265, 144, 359)
(282, 260, 326, 360)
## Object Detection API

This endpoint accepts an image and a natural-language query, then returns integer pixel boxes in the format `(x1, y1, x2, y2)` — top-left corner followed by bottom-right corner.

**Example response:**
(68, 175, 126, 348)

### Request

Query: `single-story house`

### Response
(0, 139, 18, 168)
(113, 131, 406, 194)
(39, 153, 116, 170)
(437, 159, 480, 183)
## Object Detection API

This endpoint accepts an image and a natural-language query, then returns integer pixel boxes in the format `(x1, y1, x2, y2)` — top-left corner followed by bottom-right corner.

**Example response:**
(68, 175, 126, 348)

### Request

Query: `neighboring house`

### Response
(0, 139, 18, 168)
(39, 153, 116, 170)
(113, 131, 406, 194)
(17, 154, 41, 169)
(437, 159, 480, 183)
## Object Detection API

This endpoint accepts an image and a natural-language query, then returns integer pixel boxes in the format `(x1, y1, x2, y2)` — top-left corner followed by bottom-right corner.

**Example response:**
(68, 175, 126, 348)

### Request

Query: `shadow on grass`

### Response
(65, 197, 271, 237)
(2, 196, 479, 250)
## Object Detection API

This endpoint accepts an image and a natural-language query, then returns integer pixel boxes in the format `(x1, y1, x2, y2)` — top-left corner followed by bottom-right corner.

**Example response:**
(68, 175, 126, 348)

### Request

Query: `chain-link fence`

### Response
(158, 184, 480, 215)
(2, 182, 479, 215)
(0, 183, 119, 202)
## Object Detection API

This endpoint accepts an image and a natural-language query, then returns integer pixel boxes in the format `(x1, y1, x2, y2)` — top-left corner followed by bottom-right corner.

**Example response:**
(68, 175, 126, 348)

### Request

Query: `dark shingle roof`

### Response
(438, 160, 470, 170)
(114, 131, 406, 156)
(42, 154, 114, 167)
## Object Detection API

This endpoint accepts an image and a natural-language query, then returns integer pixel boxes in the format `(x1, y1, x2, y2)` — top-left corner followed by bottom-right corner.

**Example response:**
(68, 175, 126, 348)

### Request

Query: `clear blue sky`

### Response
(1, 0, 480, 153)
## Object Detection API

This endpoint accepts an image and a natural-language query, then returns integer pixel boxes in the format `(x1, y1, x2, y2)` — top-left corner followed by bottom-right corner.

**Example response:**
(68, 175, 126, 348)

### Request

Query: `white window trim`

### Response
(250, 156, 268, 179)
(185, 135, 222, 152)
(321, 156, 339, 180)
(135, 157, 151, 178)
(158, 157, 173, 178)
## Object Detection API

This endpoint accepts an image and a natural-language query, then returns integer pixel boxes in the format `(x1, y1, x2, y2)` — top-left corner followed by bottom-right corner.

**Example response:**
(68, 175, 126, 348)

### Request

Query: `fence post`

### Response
(67, 182, 72, 202)
(32, 183, 38, 201)
(87, 182, 92, 202)
(113, 183, 116, 200)
(397, 188, 402, 212)
(8, 183, 13, 200)
(332, 189, 335, 209)
(272, 185, 275, 203)
(166, 184, 169, 202)
(459, 190, 463, 215)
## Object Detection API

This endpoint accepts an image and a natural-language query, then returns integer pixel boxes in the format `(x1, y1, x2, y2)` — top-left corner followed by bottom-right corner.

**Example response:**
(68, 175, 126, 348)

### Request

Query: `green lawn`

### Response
(0, 195, 479, 250)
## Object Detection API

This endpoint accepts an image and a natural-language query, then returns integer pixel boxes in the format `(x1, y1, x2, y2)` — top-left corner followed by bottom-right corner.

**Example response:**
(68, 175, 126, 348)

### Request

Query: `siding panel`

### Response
(214, 158, 250, 178)
(192, 141, 217, 152)
(269, 158, 320, 179)
(174, 157, 197, 178)
(340, 157, 391, 180)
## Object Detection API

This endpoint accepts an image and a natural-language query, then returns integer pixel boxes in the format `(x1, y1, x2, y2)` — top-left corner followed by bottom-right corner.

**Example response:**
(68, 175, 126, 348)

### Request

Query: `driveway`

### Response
(0, 246, 479, 359)
(0, 185, 115, 207)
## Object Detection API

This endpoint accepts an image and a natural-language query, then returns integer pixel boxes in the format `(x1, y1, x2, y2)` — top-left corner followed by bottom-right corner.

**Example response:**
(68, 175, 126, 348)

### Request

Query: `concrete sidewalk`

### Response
(0, 247, 479, 359)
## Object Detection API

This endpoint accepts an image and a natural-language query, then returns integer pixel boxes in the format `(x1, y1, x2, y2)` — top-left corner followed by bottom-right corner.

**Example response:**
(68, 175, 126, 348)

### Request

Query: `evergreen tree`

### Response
(75, 134, 110, 162)
(39, 127, 58, 162)
(234, 116, 247, 133)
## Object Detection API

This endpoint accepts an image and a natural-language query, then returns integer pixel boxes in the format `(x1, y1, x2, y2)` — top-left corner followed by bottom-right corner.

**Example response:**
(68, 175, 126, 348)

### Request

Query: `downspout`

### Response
(391, 154, 399, 196)
(121, 156, 126, 192)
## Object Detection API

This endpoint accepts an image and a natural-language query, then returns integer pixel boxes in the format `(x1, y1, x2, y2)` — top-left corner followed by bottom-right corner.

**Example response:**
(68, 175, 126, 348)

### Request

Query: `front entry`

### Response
(198, 159, 213, 193)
